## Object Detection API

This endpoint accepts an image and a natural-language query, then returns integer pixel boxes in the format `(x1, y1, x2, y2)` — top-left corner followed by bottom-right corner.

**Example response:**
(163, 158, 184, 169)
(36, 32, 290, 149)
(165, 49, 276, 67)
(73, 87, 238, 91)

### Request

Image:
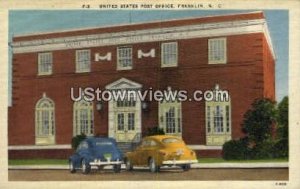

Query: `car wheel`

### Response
(81, 159, 91, 174)
(181, 164, 191, 171)
(149, 158, 160, 173)
(113, 164, 121, 173)
(125, 159, 133, 171)
(69, 160, 76, 173)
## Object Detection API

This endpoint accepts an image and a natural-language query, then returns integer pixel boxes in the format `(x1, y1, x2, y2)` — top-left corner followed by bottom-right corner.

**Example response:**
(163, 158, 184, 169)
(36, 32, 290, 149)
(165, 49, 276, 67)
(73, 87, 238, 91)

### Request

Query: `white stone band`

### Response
(10, 19, 275, 58)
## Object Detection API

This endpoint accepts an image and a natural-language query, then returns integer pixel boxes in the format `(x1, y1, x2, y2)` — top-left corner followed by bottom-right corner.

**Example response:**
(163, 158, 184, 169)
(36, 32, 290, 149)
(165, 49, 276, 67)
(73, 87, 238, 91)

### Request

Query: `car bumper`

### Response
(89, 159, 123, 166)
(162, 159, 198, 165)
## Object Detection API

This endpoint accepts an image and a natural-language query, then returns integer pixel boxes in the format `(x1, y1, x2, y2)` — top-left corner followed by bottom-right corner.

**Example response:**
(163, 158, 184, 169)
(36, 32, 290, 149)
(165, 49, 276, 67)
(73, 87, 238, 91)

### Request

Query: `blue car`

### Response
(69, 137, 123, 174)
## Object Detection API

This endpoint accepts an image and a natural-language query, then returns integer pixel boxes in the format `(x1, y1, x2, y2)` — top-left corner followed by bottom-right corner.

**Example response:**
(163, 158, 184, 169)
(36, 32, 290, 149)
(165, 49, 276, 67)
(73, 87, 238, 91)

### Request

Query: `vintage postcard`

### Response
(0, 0, 299, 189)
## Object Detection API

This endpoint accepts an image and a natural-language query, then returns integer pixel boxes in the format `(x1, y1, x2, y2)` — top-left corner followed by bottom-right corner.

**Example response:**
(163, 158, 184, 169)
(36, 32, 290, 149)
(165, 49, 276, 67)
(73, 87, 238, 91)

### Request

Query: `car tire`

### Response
(149, 158, 160, 173)
(81, 159, 91, 174)
(125, 159, 133, 171)
(181, 164, 191, 171)
(113, 164, 121, 173)
(69, 160, 76, 173)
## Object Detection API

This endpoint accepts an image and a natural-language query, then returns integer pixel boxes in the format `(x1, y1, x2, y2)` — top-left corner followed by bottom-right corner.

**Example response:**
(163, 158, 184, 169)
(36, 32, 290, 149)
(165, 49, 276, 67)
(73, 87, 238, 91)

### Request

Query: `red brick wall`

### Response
(9, 149, 73, 159)
(262, 36, 276, 101)
(196, 150, 223, 158)
(9, 31, 275, 158)
(8, 12, 277, 159)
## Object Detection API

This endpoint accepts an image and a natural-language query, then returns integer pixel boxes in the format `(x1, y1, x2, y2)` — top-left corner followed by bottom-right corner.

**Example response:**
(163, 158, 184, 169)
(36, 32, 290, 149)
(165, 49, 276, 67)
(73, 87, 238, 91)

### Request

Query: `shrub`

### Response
(71, 133, 87, 150)
(250, 140, 275, 159)
(275, 96, 288, 158)
(242, 98, 276, 144)
(222, 138, 250, 160)
(273, 138, 288, 158)
(146, 126, 165, 136)
(223, 97, 289, 160)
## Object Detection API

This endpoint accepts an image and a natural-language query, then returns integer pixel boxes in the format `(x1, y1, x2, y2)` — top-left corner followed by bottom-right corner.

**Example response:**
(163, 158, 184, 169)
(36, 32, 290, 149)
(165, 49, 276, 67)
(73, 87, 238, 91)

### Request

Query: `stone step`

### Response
(117, 142, 134, 153)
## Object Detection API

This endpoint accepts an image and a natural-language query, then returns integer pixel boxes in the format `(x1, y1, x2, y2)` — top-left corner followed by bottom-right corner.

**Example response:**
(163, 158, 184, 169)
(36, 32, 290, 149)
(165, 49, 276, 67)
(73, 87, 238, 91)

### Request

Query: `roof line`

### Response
(13, 11, 263, 38)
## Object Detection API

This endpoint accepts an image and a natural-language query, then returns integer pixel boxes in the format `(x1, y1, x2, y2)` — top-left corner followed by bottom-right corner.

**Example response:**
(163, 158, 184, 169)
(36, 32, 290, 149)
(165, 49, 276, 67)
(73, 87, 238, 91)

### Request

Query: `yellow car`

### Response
(125, 135, 198, 172)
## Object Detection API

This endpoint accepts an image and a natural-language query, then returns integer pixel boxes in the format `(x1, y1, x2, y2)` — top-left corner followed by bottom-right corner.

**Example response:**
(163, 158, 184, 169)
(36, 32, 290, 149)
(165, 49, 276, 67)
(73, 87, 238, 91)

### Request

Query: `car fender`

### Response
(125, 152, 136, 165)
(149, 151, 163, 166)
(69, 154, 81, 168)
(80, 154, 93, 163)
(124, 152, 131, 161)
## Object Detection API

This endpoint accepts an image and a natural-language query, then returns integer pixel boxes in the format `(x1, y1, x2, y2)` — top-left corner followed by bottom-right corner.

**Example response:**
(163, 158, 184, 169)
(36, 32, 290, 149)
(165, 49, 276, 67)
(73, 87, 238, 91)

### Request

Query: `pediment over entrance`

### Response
(105, 78, 142, 90)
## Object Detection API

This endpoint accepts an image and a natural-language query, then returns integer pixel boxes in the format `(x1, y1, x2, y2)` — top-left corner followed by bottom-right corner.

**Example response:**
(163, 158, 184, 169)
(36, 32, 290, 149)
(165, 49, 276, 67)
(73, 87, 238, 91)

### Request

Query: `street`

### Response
(9, 168, 288, 181)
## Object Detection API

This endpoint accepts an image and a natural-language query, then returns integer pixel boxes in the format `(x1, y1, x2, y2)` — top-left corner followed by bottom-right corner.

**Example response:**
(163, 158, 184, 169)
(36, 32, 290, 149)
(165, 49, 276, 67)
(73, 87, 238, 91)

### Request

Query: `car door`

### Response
(134, 139, 150, 165)
(147, 139, 160, 163)
(140, 139, 157, 166)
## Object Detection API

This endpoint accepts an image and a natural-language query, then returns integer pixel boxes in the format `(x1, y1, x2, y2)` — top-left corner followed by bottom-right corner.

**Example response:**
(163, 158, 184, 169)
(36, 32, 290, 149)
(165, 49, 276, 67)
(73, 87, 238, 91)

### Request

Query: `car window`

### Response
(139, 139, 158, 148)
(77, 141, 88, 151)
(141, 140, 150, 147)
(162, 138, 182, 144)
(149, 140, 157, 147)
(95, 141, 113, 147)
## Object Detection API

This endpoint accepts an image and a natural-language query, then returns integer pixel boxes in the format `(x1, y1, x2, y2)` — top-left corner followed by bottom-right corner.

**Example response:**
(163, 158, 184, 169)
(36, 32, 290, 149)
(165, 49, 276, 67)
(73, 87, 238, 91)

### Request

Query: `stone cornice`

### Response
(10, 18, 275, 59)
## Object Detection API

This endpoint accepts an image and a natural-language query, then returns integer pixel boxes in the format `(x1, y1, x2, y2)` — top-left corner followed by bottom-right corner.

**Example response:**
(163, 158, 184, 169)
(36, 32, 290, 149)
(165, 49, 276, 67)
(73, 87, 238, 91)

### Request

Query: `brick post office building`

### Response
(8, 11, 275, 158)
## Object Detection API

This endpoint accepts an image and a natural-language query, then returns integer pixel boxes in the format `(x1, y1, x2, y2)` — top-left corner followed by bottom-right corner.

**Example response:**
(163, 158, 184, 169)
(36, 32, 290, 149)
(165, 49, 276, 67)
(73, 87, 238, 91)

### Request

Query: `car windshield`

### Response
(162, 138, 183, 144)
(77, 141, 88, 151)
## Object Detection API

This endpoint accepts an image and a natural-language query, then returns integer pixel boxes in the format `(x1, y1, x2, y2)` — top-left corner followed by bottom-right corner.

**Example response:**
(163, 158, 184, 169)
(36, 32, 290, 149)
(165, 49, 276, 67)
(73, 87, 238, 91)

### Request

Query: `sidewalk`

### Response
(8, 162, 288, 170)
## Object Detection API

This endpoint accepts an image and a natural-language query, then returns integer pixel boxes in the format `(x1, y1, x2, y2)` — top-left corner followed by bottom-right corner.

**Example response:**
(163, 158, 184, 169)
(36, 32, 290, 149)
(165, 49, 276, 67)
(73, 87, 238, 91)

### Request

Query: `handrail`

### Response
(130, 132, 141, 151)
(131, 132, 141, 143)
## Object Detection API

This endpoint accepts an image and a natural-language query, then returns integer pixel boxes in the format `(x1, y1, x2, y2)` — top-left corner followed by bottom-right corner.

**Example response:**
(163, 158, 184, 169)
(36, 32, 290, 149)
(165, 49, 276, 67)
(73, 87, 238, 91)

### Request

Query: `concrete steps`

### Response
(117, 142, 134, 154)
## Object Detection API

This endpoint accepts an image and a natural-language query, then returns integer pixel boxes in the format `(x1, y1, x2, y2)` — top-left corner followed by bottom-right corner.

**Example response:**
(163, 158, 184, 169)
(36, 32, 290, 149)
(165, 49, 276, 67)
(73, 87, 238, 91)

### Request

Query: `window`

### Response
(76, 49, 91, 72)
(208, 38, 227, 64)
(38, 52, 52, 75)
(162, 137, 181, 144)
(214, 106, 224, 133)
(161, 42, 178, 67)
(159, 100, 182, 136)
(149, 140, 158, 147)
(128, 113, 135, 131)
(73, 100, 94, 136)
(77, 141, 88, 151)
(117, 47, 132, 70)
(166, 107, 176, 133)
(116, 95, 136, 107)
(226, 105, 230, 132)
(205, 85, 231, 145)
(35, 94, 55, 145)
(117, 113, 124, 131)
(207, 106, 211, 133)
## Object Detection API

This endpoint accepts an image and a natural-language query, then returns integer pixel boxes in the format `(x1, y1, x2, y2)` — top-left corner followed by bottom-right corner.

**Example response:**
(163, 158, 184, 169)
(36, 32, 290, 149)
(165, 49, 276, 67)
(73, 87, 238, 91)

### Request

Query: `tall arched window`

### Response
(35, 94, 55, 145)
(205, 85, 231, 146)
(159, 100, 182, 137)
(73, 100, 94, 136)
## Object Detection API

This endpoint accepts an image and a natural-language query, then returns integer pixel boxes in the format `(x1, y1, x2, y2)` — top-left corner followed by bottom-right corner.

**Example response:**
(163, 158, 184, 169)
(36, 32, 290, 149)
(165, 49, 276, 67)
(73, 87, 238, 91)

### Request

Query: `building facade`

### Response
(8, 11, 275, 158)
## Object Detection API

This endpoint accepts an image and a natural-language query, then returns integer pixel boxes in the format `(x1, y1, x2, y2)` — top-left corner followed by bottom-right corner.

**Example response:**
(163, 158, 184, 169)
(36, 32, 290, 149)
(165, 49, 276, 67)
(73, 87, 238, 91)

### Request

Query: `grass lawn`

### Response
(9, 159, 68, 166)
(198, 158, 288, 163)
(9, 158, 288, 165)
